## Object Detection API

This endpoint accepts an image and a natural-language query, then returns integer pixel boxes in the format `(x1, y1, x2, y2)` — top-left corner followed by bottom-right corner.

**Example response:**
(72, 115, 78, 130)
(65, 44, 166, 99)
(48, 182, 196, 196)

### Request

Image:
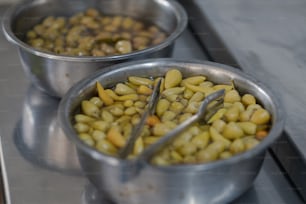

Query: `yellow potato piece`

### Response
(128, 76, 154, 86)
(250, 108, 271, 125)
(96, 82, 114, 106)
(137, 85, 153, 95)
(209, 126, 231, 148)
(184, 82, 215, 96)
(164, 69, 182, 89)
(114, 83, 136, 95)
(106, 127, 126, 148)
(182, 76, 206, 85)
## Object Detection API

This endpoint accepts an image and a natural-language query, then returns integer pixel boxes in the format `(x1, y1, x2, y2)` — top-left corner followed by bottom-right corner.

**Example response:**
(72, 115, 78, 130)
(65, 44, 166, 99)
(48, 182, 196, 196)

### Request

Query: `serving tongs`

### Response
(137, 88, 225, 162)
(119, 82, 225, 161)
(119, 87, 225, 182)
(118, 79, 162, 159)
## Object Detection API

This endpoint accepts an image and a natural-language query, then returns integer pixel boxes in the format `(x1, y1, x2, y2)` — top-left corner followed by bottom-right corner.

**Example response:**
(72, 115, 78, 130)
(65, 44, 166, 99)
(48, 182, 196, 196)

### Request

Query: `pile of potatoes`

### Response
(25, 8, 167, 56)
(73, 69, 271, 165)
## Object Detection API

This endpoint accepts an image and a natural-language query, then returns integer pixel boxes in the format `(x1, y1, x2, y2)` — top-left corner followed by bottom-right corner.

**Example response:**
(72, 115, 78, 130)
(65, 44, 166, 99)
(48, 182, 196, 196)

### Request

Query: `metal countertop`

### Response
(0, 4, 303, 204)
(178, 0, 306, 201)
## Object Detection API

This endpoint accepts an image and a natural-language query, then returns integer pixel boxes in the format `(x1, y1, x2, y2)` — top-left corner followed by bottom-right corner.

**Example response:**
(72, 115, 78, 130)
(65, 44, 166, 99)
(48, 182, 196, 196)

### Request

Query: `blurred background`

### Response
(0, 0, 19, 3)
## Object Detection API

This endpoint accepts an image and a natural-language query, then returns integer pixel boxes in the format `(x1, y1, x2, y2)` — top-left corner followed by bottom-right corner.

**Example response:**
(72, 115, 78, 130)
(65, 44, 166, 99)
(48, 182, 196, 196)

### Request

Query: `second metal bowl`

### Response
(2, 0, 187, 97)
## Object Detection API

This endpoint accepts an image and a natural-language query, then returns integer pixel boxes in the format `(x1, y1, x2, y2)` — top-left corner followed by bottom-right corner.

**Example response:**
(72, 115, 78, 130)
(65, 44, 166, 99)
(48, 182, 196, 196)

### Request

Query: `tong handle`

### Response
(138, 89, 225, 161)
(118, 79, 162, 159)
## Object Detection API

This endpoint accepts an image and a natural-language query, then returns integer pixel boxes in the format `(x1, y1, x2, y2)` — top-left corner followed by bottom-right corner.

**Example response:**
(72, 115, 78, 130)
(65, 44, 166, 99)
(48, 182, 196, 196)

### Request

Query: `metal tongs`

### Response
(118, 79, 162, 159)
(138, 88, 225, 161)
(119, 81, 225, 161)
(119, 87, 225, 182)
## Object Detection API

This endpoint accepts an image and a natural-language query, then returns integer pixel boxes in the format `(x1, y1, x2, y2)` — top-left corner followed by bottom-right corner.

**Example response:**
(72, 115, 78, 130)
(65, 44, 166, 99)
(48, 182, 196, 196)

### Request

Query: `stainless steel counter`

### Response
(0, 4, 304, 204)
(178, 0, 306, 201)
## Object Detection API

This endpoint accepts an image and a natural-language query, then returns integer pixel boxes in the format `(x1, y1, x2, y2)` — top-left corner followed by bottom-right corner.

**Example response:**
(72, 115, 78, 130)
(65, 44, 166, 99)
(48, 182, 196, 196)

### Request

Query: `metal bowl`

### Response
(59, 59, 284, 204)
(2, 0, 187, 98)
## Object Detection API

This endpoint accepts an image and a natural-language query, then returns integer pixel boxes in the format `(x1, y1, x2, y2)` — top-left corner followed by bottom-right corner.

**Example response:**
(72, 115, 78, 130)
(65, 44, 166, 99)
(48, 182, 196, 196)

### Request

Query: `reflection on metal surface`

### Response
(13, 85, 81, 174)
(0, 137, 11, 204)
(80, 181, 259, 204)
(82, 183, 114, 204)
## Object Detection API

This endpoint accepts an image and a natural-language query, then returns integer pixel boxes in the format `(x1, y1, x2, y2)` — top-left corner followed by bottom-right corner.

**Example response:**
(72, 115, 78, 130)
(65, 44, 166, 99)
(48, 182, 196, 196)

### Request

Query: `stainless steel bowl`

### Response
(2, 0, 187, 98)
(59, 59, 284, 204)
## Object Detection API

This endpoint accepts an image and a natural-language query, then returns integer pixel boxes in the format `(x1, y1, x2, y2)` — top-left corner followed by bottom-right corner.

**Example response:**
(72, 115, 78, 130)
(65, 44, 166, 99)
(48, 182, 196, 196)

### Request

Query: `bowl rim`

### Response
(58, 58, 285, 172)
(1, 0, 187, 62)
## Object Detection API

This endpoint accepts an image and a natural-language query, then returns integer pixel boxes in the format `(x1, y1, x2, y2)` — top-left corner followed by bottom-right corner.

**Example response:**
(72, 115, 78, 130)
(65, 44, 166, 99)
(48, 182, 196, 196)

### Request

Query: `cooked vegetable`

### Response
(26, 8, 167, 56)
(73, 68, 272, 165)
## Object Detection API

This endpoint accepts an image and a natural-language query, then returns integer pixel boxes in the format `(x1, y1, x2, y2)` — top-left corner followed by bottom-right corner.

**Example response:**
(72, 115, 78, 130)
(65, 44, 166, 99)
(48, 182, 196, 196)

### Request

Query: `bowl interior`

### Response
(59, 59, 284, 169)
(9, 0, 183, 43)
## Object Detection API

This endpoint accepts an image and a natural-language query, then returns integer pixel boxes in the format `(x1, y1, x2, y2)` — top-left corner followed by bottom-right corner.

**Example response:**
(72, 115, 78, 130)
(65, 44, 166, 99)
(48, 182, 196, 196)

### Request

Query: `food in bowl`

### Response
(2, 0, 187, 97)
(25, 8, 167, 56)
(59, 59, 283, 204)
(72, 68, 271, 165)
